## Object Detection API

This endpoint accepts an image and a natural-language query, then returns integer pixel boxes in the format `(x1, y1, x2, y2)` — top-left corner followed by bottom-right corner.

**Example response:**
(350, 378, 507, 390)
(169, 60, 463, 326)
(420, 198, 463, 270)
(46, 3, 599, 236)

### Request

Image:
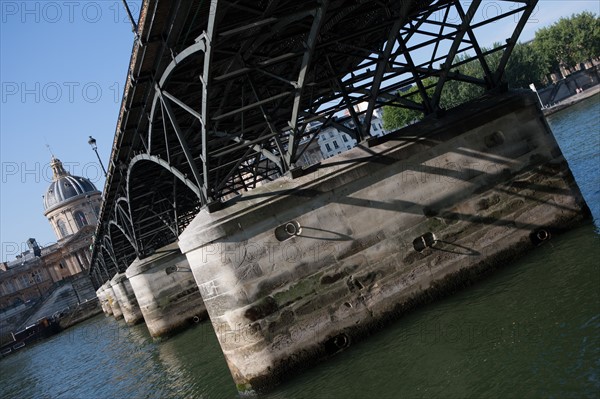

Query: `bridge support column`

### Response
(125, 242, 208, 339)
(96, 285, 111, 316)
(110, 273, 143, 325)
(103, 281, 123, 320)
(179, 92, 590, 393)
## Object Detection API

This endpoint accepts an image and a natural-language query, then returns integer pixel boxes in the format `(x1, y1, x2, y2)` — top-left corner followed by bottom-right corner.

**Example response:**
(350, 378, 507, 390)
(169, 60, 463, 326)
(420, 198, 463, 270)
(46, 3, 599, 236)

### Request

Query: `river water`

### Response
(1, 94, 599, 399)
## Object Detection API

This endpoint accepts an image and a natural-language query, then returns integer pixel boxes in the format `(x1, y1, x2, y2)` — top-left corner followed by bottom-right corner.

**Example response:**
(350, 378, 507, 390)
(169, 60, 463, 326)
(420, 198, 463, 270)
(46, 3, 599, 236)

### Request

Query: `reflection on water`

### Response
(547, 93, 600, 229)
(1, 94, 598, 399)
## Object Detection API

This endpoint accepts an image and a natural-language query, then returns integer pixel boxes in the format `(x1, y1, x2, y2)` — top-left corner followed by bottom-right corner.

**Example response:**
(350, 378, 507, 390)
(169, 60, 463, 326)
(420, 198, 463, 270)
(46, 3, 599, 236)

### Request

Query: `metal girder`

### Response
(455, 1, 493, 88)
(200, 0, 220, 203)
(430, 0, 482, 111)
(493, 1, 538, 85)
(108, 219, 138, 255)
(361, 0, 413, 138)
(89, 0, 539, 280)
(158, 90, 207, 203)
(114, 197, 137, 246)
(285, 0, 329, 168)
(101, 237, 120, 274)
(97, 256, 111, 280)
(325, 56, 364, 141)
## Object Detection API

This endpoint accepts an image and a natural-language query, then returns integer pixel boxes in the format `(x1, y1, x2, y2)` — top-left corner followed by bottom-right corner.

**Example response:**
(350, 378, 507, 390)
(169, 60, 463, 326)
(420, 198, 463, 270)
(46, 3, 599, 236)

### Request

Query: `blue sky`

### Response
(1, 0, 598, 262)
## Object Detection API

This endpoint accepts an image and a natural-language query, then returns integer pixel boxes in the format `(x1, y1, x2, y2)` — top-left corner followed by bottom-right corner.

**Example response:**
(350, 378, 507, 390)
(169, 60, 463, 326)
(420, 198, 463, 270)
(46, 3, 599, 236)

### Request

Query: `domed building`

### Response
(0, 156, 101, 311)
(43, 156, 102, 240)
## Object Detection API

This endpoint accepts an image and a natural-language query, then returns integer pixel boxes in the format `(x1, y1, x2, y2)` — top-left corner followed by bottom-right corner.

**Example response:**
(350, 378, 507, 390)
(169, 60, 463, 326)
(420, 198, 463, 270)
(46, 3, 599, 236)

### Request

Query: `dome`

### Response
(43, 157, 100, 212)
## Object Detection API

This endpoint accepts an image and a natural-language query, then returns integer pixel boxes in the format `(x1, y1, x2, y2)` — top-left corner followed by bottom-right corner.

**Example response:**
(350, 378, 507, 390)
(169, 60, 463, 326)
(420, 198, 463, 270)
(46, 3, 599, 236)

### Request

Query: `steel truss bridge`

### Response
(89, 0, 538, 286)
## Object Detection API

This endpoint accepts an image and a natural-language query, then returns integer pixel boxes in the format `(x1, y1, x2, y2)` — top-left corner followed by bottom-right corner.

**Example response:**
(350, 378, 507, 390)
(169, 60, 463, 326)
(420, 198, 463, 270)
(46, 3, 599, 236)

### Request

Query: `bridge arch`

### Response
(146, 37, 209, 203)
(111, 197, 137, 251)
(107, 220, 138, 268)
(88, 0, 539, 286)
(100, 237, 120, 275)
(126, 155, 202, 257)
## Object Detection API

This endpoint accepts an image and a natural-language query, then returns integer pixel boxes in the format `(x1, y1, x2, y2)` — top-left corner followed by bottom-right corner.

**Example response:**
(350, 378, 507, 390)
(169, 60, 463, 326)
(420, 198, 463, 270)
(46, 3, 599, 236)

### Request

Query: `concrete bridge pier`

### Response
(103, 281, 123, 320)
(125, 242, 208, 339)
(178, 93, 591, 393)
(110, 272, 144, 326)
(95, 285, 111, 316)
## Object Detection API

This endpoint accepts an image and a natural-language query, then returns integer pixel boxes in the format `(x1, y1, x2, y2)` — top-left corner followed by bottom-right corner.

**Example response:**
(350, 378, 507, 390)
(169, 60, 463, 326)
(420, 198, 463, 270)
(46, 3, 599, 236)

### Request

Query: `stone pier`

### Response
(125, 242, 208, 339)
(103, 281, 123, 320)
(96, 285, 111, 316)
(178, 92, 591, 393)
(110, 272, 143, 325)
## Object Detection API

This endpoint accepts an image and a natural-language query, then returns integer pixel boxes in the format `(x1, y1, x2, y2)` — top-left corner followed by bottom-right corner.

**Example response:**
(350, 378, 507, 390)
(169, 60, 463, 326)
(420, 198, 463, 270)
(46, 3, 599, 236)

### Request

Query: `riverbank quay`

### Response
(542, 84, 600, 116)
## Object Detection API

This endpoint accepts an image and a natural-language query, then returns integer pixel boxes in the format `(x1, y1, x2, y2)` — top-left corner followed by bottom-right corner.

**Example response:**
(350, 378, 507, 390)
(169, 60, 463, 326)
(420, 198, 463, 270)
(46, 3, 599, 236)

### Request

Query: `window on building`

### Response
(333, 140, 339, 149)
(329, 132, 334, 138)
(325, 143, 332, 152)
(20, 275, 29, 288)
(347, 146, 351, 150)
(57, 219, 68, 238)
(32, 270, 43, 282)
(74, 211, 88, 229)
(59, 262, 65, 269)
(342, 135, 348, 143)
(372, 124, 378, 131)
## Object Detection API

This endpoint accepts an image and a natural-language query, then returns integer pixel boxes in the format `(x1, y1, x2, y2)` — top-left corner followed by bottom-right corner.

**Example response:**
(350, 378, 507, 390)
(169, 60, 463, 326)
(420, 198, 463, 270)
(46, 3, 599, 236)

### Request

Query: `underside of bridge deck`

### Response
(83, 1, 594, 393)
(81, 0, 600, 391)
(89, 0, 539, 282)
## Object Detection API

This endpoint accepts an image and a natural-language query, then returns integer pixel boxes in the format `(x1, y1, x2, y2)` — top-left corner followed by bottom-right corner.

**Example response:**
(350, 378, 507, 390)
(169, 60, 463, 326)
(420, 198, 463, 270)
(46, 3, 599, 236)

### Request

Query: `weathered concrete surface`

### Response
(125, 243, 208, 339)
(179, 92, 591, 393)
(103, 282, 123, 320)
(110, 273, 143, 326)
(95, 285, 111, 315)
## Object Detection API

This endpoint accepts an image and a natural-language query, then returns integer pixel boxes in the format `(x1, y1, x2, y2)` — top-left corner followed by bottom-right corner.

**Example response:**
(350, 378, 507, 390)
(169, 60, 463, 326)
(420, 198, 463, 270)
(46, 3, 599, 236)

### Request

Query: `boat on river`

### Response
(0, 318, 62, 358)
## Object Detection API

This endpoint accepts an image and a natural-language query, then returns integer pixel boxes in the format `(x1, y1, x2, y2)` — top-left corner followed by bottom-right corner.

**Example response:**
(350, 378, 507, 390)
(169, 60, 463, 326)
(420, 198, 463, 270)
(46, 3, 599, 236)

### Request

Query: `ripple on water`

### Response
(1, 95, 598, 399)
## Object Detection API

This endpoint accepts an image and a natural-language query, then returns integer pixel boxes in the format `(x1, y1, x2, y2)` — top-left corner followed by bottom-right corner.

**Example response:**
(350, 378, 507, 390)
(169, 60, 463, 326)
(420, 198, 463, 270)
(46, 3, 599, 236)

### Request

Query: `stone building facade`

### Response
(0, 157, 101, 310)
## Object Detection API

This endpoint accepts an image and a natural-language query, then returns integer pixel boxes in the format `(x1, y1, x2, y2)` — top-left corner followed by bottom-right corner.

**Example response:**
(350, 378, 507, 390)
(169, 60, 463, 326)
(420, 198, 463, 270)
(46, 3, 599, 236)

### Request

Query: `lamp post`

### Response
(30, 272, 43, 298)
(529, 83, 545, 109)
(88, 136, 107, 177)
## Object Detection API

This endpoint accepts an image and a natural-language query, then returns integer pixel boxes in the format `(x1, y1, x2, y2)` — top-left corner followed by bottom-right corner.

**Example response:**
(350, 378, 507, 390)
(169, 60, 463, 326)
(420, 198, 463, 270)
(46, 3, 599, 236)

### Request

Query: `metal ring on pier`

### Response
(275, 220, 302, 241)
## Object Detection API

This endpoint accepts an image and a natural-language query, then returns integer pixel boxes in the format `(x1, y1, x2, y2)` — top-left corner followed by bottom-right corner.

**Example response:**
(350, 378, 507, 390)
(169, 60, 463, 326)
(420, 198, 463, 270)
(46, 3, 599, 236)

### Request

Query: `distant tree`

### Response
(382, 78, 436, 130)
(481, 42, 547, 89)
(504, 42, 547, 88)
(382, 13, 600, 131)
(440, 52, 486, 110)
(534, 12, 600, 73)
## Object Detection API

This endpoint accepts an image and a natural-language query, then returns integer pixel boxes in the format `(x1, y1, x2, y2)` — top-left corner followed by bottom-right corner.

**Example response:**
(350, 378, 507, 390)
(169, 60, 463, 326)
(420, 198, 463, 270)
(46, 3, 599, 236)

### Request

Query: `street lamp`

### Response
(88, 136, 108, 177)
(30, 272, 43, 298)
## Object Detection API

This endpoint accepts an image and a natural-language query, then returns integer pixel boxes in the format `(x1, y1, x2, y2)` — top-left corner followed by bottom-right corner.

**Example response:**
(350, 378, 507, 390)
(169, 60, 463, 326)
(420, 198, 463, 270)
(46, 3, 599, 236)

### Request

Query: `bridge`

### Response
(88, 0, 591, 393)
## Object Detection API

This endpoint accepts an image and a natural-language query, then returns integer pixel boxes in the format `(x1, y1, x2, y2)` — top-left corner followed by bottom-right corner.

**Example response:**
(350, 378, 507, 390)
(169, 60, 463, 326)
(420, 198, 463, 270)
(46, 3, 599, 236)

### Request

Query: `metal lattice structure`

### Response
(89, 0, 538, 286)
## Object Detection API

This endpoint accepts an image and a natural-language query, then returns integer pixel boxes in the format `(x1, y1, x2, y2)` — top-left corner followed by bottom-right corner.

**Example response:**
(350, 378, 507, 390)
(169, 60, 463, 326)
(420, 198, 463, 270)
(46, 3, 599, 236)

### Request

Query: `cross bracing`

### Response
(89, 0, 538, 286)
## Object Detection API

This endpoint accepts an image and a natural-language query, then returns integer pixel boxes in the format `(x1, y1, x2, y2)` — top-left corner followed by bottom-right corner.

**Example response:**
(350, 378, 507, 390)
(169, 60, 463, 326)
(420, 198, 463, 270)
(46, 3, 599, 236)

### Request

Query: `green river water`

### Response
(1, 94, 598, 399)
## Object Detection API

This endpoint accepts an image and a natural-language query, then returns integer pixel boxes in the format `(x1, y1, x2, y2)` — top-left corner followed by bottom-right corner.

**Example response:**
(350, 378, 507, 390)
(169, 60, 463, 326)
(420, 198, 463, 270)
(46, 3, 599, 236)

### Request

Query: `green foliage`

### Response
(441, 52, 487, 110)
(382, 78, 436, 130)
(533, 11, 600, 73)
(383, 12, 599, 131)
(382, 87, 422, 130)
(504, 42, 547, 88)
